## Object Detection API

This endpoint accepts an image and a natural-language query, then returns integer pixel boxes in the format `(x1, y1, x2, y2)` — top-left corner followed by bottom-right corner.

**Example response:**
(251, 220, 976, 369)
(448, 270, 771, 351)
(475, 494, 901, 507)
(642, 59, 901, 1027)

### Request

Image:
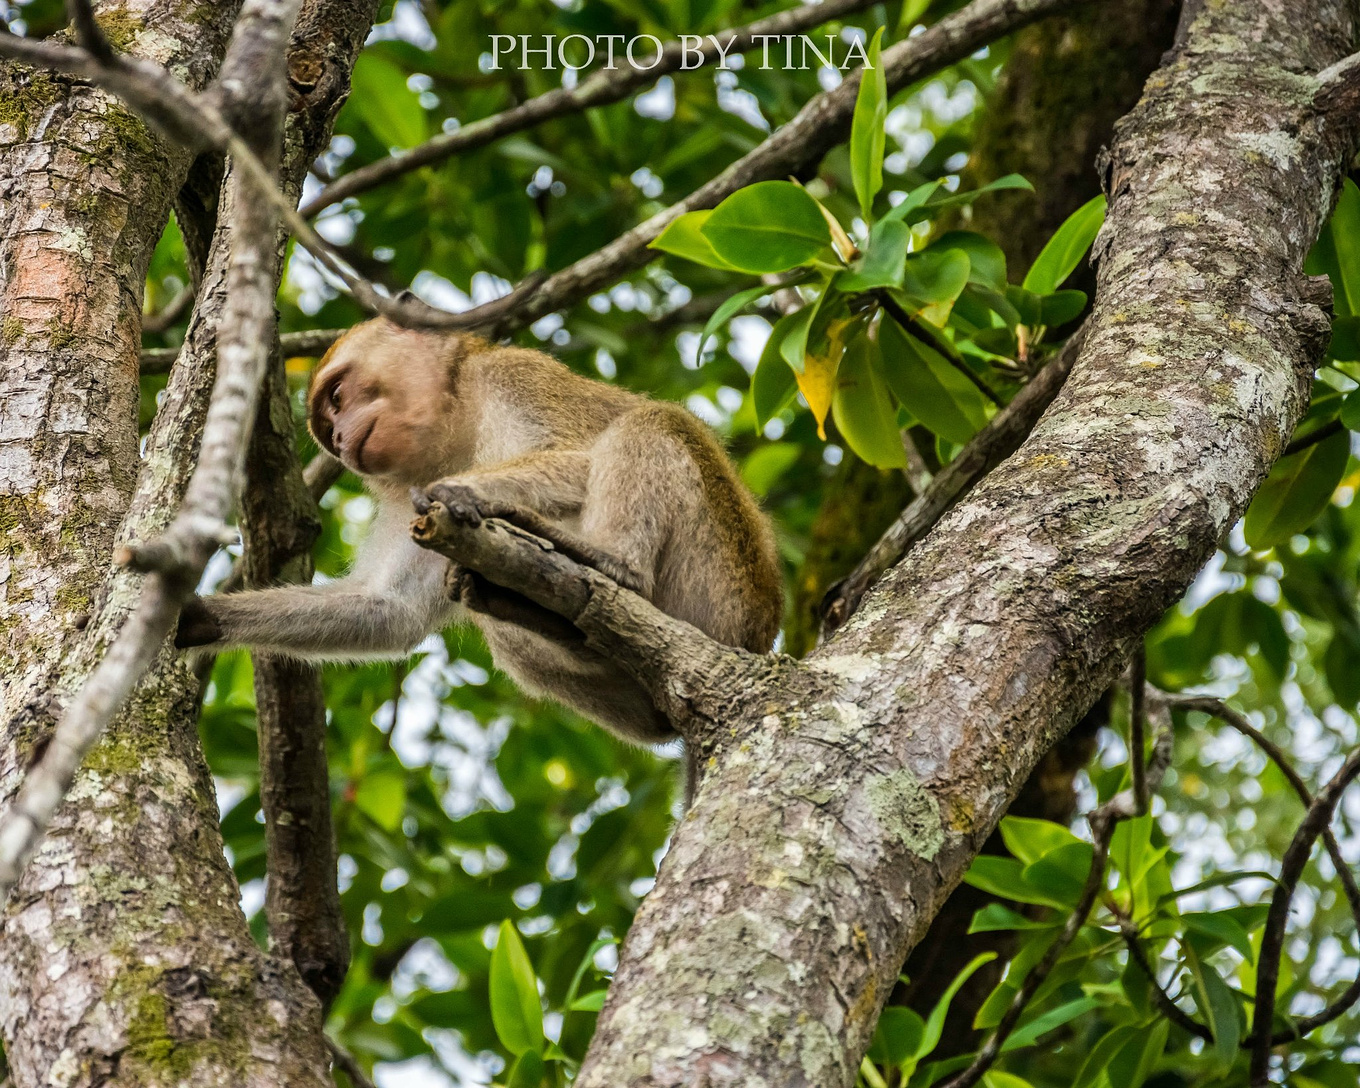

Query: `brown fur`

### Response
(180, 318, 783, 748)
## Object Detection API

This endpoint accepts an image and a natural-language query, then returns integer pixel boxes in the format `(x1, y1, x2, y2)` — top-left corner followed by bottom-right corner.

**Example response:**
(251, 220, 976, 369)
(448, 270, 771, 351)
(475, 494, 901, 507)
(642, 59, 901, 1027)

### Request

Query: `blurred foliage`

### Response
(117, 0, 1360, 1082)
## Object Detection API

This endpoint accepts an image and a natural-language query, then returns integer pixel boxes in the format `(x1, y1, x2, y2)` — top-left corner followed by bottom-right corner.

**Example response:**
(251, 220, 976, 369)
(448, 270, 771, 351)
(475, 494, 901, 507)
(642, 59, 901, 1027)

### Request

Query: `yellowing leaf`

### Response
(798, 316, 855, 437)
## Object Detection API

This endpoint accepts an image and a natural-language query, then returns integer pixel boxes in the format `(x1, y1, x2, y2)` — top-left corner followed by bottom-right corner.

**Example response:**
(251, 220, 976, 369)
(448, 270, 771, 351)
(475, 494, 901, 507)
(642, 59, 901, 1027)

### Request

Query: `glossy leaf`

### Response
(968, 903, 1057, 933)
(1107, 1018, 1169, 1088)
(650, 210, 740, 270)
(930, 230, 1007, 291)
(999, 816, 1084, 867)
(490, 920, 544, 1057)
(1038, 289, 1087, 326)
(1073, 1024, 1142, 1088)
(1001, 996, 1102, 1051)
(701, 181, 831, 273)
(867, 1005, 925, 1067)
(1184, 910, 1256, 962)
(838, 218, 910, 292)
(850, 28, 887, 222)
(698, 283, 770, 358)
(1021, 841, 1095, 907)
(1186, 948, 1242, 1068)
(1243, 430, 1349, 548)
(751, 311, 802, 426)
(354, 770, 406, 832)
(961, 854, 1071, 909)
(879, 317, 989, 445)
(1305, 177, 1360, 316)
(832, 337, 907, 468)
(1023, 194, 1106, 295)
(349, 52, 427, 149)
(918, 953, 998, 1063)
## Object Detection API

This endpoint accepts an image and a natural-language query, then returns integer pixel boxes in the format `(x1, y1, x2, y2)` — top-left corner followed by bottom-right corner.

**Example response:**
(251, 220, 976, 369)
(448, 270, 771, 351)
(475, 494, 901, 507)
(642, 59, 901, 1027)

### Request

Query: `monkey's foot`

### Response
(448, 565, 584, 643)
(175, 596, 223, 649)
(417, 482, 646, 594)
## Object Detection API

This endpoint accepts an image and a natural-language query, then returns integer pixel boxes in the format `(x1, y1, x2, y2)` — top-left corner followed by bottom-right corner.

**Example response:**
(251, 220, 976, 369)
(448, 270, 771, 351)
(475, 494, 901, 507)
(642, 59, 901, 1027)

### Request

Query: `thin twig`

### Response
(300, 0, 888, 216)
(140, 327, 348, 373)
(939, 697, 1173, 1088)
(327, 1039, 378, 1088)
(822, 324, 1087, 638)
(1160, 693, 1360, 1045)
(880, 294, 1004, 406)
(1249, 746, 1360, 1085)
(1283, 417, 1343, 456)
(142, 285, 196, 335)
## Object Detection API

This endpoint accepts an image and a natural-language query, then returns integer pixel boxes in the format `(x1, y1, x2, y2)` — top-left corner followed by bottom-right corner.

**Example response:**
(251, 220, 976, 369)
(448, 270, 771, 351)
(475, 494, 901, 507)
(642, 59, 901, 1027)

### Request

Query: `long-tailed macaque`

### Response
(177, 318, 783, 747)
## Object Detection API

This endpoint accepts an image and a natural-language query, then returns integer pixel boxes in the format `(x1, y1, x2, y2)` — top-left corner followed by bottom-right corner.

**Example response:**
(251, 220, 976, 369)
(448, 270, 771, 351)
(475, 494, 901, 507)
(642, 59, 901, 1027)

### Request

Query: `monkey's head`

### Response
(308, 318, 472, 486)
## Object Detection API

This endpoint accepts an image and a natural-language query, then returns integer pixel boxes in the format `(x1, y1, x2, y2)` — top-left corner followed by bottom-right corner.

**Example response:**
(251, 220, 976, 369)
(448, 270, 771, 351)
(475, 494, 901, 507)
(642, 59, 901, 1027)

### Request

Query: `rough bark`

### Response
(575, 1, 1360, 1084)
(0, 2, 371, 1083)
(898, 0, 1179, 1044)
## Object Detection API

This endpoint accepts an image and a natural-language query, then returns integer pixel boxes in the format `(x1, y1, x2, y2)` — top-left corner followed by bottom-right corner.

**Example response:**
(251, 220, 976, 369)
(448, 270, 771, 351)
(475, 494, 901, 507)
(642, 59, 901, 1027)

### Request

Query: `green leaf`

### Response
(1328, 315, 1360, 360)
(1021, 842, 1095, 907)
(883, 179, 942, 224)
(918, 953, 997, 1062)
(999, 816, 1083, 867)
(968, 903, 1056, 934)
(741, 442, 802, 495)
(568, 989, 608, 1012)
(929, 230, 1007, 291)
(698, 283, 770, 358)
(490, 920, 545, 1057)
(354, 770, 406, 832)
(751, 311, 802, 426)
(1243, 430, 1350, 548)
(867, 1006, 925, 1067)
(1038, 289, 1087, 326)
(650, 211, 740, 270)
(1155, 871, 1276, 907)
(1004, 284, 1044, 327)
(838, 218, 910, 292)
(879, 318, 989, 445)
(1185, 947, 1242, 1068)
(507, 1050, 546, 1087)
(850, 28, 887, 222)
(1073, 1024, 1142, 1088)
(895, 174, 1033, 227)
(701, 181, 832, 273)
(961, 855, 1070, 909)
(1001, 996, 1102, 1051)
(984, 1074, 1035, 1088)
(903, 249, 972, 306)
(1023, 194, 1106, 295)
(349, 52, 427, 149)
(832, 336, 907, 468)
(1184, 910, 1256, 962)
(1305, 177, 1360, 316)
(1340, 386, 1360, 429)
(1107, 1018, 1169, 1088)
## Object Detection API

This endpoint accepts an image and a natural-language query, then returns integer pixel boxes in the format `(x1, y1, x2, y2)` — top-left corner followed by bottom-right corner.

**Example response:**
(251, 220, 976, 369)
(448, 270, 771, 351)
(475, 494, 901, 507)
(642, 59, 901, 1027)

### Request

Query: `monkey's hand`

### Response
(175, 596, 224, 649)
(417, 481, 646, 595)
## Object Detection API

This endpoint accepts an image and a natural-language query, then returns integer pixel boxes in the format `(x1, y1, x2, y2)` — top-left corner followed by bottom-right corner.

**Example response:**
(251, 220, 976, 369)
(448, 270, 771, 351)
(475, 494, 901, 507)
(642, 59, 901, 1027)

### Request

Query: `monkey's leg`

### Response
(420, 482, 646, 594)
(446, 566, 584, 644)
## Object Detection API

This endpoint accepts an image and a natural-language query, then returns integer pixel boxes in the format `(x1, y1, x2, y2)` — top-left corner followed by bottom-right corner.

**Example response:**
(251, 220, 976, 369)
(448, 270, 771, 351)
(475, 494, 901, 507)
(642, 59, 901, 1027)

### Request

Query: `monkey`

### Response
(176, 317, 784, 754)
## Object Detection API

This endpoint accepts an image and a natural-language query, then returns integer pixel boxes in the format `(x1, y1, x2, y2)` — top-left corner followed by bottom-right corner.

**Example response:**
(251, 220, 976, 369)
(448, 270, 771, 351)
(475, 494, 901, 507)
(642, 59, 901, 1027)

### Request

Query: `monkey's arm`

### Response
(178, 520, 458, 660)
(455, 450, 591, 518)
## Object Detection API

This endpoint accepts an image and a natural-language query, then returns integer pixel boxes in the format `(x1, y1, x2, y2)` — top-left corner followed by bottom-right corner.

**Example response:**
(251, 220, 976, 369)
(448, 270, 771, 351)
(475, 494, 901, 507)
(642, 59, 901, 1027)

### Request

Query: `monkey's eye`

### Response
(328, 384, 342, 410)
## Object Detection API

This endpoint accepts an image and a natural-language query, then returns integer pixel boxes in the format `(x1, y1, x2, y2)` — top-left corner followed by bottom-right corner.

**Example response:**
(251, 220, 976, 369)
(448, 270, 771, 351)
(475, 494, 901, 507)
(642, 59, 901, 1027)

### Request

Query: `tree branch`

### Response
(1249, 744, 1360, 1085)
(0, 0, 302, 900)
(821, 323, 1087, 638)
(940, 691, 1171, 1088)
(300, 0, 888, 216)
(1159, 692, 1360, 1045)
(1283, 416, 1343, 455)
(408, 501, 759, 738)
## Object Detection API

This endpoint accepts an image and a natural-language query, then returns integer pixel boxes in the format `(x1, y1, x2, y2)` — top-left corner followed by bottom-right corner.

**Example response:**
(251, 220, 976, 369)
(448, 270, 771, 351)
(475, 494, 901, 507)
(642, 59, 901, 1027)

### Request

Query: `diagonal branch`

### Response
(408, 501, 760, 738)
(821, 323, 1087, 638)
(301, 0, 887, 216)
(1249, 745, 1360, 1084)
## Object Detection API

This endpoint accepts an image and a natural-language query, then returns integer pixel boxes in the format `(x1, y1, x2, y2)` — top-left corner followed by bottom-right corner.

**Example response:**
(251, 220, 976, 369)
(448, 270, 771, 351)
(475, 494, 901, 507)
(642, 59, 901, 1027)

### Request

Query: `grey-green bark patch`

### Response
(864, 768, 944, 859)
(0, 72, 61, 141)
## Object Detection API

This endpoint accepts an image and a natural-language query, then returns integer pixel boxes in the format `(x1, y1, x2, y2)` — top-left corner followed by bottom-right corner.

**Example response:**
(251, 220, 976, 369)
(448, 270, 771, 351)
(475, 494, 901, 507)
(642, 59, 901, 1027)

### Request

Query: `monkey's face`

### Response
(308, 322, 455, 485)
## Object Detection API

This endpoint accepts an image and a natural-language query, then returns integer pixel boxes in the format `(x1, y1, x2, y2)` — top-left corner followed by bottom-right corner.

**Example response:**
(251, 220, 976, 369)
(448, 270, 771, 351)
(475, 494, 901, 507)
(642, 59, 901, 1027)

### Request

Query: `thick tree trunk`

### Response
(578, 1, 1359, 1084)
(0, 2, 371, 1082)
(897, 0, 1178, 1046)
